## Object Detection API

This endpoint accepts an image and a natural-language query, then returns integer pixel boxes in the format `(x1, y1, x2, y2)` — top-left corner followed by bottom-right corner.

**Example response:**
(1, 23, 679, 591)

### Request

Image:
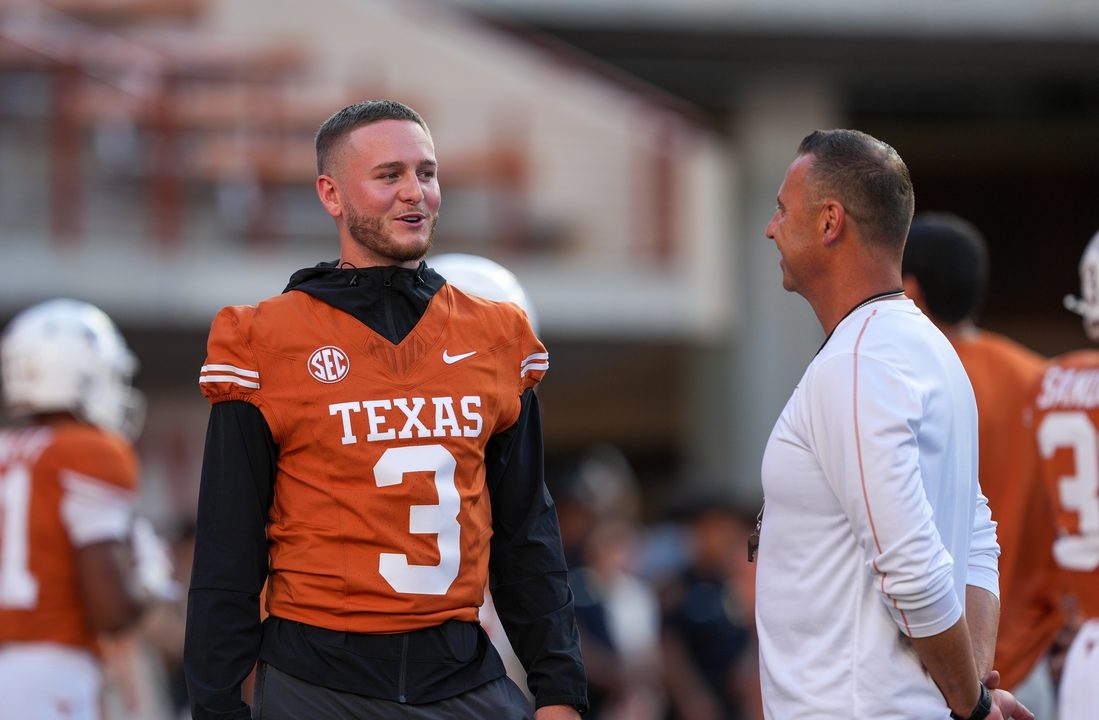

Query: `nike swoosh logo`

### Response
(442, 350, 477, 364)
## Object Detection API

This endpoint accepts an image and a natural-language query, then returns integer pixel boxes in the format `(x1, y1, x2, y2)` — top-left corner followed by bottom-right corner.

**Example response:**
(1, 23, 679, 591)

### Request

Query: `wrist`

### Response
(949, 681, 991, 720)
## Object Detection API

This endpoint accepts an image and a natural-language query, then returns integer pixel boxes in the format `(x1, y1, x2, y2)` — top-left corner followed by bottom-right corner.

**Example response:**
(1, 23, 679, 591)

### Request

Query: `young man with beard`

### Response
(183, 100, 587, 720)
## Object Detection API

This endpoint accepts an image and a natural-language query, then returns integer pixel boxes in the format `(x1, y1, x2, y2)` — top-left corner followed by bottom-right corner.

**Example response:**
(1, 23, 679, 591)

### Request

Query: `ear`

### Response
(316, 175, 341, 219)
(818, 200, 845, 246)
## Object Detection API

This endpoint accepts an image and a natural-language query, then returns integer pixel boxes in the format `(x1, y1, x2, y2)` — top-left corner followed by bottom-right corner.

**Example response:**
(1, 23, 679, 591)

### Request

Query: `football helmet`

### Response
(1, 298, 144, 438)
(1065, 228, 1099, 342)
(429, 253, 539, 333)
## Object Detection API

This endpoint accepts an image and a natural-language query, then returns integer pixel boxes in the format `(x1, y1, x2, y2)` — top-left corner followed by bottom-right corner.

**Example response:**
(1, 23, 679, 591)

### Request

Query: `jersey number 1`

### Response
(0, 463, 39, 608)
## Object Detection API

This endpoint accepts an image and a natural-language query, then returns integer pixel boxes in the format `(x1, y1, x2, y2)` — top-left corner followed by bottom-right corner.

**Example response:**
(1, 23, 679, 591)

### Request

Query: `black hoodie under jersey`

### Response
(184, 260, 588, 719)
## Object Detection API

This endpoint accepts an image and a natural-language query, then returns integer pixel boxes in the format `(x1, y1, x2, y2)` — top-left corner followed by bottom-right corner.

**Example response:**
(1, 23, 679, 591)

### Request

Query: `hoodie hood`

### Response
(283, 260, 446, 344)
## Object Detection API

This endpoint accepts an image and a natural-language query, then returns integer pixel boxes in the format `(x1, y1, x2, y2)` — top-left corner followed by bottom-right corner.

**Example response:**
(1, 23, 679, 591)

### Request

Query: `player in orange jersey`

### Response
(0, 298, 153, 720)
(184, 100, 587, 720)
(902, 213, 1066, 717)
(1033, 228, 1099, 718)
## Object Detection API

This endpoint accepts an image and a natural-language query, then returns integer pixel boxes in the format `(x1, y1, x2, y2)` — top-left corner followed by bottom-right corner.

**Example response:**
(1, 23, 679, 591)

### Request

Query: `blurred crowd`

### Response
(40, 440, 760, 720)
(97, 443, 765, 720)
(546, 445, 762, 720)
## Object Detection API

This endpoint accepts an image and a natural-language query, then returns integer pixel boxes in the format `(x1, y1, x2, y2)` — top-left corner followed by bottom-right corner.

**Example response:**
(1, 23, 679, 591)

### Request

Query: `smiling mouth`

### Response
(396, 213, 426, 225)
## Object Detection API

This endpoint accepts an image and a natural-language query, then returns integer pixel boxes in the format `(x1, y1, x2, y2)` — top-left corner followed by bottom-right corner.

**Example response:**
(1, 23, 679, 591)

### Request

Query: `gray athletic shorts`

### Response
(252, 662, 534, 719)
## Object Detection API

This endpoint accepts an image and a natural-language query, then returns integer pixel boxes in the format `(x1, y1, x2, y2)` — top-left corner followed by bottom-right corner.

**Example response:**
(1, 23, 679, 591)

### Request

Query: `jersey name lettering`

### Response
(1037, 367, 1099, 410)
(329, 396, 483, 445)
(0, 428, 52, 466)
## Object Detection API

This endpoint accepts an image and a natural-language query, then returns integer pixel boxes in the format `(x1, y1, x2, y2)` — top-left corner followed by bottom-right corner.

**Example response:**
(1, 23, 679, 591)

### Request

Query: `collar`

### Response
(815, 289, 905, 356)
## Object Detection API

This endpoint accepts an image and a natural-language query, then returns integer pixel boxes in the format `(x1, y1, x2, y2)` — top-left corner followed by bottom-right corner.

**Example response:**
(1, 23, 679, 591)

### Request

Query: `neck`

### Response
(815, 280, 905, 336)
(812, 249, 904, 332)
(338, 254, 423, 270)
(338, 236, 426, 270)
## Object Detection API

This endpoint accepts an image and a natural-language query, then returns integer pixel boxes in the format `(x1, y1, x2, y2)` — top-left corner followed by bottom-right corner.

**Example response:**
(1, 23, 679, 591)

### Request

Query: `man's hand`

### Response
(534, 705, 581, 720)
(986, 687, 1035, 720)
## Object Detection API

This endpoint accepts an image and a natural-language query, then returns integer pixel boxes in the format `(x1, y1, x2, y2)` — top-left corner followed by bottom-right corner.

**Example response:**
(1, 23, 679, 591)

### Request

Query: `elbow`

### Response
(90, 597, 145, 636)
(882, 569, 961, 638)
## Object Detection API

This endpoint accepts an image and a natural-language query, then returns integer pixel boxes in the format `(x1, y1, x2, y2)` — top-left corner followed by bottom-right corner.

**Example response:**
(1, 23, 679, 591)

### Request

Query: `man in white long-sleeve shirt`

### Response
(755, 128, 1033, 720)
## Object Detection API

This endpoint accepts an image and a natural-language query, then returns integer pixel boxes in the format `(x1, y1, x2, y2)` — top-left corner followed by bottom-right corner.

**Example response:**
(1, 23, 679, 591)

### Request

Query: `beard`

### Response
(346, 209, 437, 264)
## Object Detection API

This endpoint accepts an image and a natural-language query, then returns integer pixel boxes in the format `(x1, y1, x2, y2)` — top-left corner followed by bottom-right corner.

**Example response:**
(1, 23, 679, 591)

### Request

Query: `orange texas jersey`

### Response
(953, 332, 1063, 690)
(1033, 349, 1099, 617)
(0, 421, 138, 652)
(198, 283, 548, 634)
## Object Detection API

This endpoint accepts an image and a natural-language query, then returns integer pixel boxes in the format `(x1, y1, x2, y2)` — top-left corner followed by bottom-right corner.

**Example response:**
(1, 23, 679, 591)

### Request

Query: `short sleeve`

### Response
(517, 320, 548, 393)
(47, 429, 139, 547)
(198, 306, 262, 405)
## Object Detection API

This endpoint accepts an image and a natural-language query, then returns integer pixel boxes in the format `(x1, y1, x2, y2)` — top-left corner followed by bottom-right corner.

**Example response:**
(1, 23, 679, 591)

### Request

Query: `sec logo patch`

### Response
(308, 346, 350, 383)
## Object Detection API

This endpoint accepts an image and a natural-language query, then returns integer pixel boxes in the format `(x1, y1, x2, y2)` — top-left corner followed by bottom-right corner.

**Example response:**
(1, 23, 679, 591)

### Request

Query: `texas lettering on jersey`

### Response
(328, 395, 483, 444)
(198, 284, 547, 634)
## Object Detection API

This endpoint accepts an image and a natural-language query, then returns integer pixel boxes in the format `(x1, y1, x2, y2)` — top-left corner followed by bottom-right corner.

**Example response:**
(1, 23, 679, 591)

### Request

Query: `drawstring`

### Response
(340, 261, 361, 287)
(334, 262, 427, 290)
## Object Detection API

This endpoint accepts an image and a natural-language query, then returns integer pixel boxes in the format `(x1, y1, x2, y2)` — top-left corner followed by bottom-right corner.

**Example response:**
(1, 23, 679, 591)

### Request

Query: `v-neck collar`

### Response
(285, 260, 445, 345)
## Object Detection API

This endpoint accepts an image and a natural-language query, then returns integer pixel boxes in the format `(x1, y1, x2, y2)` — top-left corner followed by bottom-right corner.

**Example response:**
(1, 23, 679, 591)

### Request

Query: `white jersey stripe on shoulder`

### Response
(199, 375, 261, 389)
(201, 364, 259, 378)
(520, 352, 549, 367)
(520, 362, 549, 377)
(60, 470, 136, 505)
(59, 470, 135, 546)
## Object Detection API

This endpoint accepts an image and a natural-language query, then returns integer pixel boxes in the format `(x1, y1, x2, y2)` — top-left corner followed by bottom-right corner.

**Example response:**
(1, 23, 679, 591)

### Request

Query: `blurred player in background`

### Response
(902, 213, 1065, 717)
(1033, 228, 1099, 718)
(659, 492, 761, 720)
(0, 298, 167, 720)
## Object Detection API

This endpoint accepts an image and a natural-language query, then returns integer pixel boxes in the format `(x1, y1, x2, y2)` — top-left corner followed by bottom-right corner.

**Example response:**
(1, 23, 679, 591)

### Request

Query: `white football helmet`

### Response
(1, 299, 144, 438)
(1065, 228, 1099, 342)
(430, 253, 539, 333)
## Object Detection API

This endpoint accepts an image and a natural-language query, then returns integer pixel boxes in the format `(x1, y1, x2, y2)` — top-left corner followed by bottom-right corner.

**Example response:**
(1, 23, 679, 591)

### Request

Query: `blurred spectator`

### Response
(571, 518, 664, 720)
(136, 521, 196, 720)
(903, 213, 1065, 717)
(100, 517, 183, 720)
(550, 445, 664, 720)
(657, 492, 762, 720)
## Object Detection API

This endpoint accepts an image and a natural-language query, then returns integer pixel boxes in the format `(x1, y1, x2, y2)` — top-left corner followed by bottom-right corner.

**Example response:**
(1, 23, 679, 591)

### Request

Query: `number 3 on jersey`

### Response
(1038, 411, 1099, 571)
(375, 445, 461, 595)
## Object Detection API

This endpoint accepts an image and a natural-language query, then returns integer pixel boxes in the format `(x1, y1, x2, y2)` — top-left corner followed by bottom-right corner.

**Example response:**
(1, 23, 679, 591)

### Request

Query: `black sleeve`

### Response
(184, 400, 276, 720)
(486, 389, 589, 712)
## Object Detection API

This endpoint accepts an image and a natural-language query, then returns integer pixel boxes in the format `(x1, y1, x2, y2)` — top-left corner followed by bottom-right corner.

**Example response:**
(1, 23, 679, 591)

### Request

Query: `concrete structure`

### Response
(3, 0, 1098, 519)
